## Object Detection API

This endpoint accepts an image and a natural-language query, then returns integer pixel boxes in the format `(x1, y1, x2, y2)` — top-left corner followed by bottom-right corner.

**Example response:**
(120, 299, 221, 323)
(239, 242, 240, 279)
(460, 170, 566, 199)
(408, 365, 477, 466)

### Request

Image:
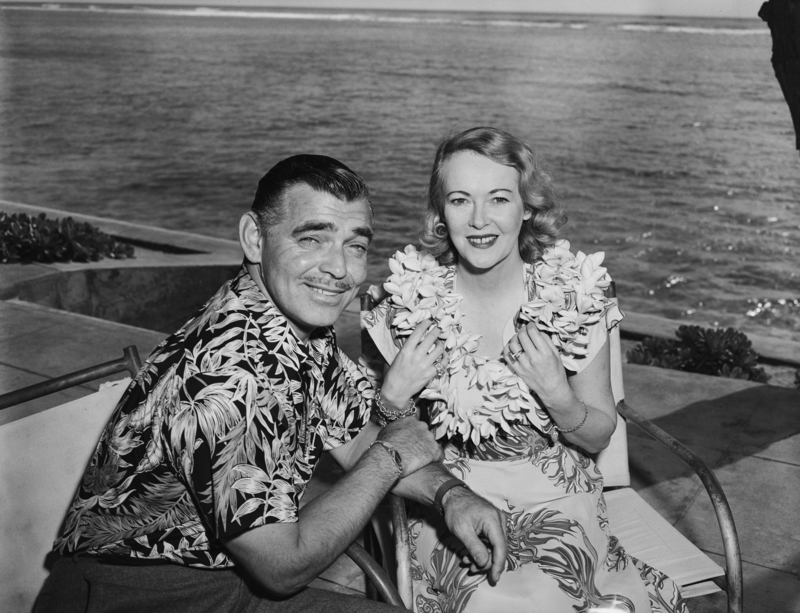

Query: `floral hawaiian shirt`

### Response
(55, 266, 373, 568)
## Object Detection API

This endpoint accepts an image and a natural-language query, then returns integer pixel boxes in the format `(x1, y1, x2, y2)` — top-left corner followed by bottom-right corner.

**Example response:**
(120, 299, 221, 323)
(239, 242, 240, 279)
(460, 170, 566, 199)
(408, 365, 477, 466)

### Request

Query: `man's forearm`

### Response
(391, 460, 455, 506)
(224, 443, 401, 596)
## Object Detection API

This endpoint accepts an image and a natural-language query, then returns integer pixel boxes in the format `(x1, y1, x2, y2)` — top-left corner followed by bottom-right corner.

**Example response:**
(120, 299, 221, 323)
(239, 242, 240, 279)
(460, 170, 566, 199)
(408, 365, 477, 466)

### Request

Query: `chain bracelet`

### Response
(374, 388, 417, 427)
(553, 398, 589, 434)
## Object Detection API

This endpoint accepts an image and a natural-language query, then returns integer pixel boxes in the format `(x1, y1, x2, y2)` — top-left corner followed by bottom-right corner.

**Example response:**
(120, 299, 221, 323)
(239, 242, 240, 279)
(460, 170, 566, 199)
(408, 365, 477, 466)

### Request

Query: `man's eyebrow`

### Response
(291, 221, 335, 237)
(290, 221, 374, 243)
(353, 226, 374, 243)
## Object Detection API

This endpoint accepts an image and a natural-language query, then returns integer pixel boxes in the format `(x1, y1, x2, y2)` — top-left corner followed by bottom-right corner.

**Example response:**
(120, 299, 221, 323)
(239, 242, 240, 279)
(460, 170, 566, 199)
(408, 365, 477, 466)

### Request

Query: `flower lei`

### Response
(382, 241, 613, 446)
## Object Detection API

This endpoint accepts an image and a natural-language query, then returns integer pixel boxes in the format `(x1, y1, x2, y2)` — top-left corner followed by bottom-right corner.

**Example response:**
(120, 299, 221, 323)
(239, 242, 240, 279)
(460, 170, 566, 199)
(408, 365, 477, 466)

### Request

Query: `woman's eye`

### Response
(448, 198, 467, 206)
(492, 196, 510, 204)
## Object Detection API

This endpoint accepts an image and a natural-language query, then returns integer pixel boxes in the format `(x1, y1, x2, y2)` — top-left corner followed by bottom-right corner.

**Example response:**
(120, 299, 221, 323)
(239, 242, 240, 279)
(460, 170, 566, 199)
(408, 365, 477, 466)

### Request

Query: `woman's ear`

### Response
(523, 208, 533, 221)
(239, 213, 263, 264)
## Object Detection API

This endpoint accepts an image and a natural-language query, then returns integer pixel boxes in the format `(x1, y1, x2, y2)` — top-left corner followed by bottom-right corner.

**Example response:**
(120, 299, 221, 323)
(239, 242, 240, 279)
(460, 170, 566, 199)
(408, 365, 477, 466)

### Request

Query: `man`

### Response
(36, 154, 506, 612)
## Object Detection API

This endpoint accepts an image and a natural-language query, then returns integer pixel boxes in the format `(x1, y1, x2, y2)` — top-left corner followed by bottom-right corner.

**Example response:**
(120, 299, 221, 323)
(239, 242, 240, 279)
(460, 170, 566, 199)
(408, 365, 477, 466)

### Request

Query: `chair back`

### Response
(0, 379, 130, 613)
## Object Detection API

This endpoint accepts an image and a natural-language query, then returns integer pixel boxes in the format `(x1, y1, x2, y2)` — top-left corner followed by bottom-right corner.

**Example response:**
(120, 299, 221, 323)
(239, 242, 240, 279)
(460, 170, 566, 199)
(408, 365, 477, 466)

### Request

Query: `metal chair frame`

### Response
(360, 287, 744, 613)
(0, 345, 405, 608)
(0, 345, 143, 411)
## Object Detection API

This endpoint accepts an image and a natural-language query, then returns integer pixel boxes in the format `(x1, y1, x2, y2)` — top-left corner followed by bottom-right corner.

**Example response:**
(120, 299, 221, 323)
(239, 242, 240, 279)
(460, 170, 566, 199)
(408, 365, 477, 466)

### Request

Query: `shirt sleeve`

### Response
(318, 348, 374, 451)
(179, 337, 304, 543)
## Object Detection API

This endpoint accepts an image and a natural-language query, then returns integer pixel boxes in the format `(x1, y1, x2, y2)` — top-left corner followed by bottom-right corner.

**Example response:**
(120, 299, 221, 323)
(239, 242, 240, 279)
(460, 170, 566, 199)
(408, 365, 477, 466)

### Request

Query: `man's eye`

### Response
(298, 236, 319, 246)
(349, 243, 368, 257)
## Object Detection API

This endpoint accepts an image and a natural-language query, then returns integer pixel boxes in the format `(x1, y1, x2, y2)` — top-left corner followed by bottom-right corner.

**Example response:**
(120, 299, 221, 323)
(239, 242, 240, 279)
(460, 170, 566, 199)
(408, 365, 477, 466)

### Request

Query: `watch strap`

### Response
(434, 478, 469, 515)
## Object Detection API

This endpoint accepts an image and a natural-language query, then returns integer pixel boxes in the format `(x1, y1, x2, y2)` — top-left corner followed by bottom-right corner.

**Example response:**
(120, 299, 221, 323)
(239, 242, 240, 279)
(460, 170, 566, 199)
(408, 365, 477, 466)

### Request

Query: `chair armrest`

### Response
(345, 541, 406, 608)
(390, 494, 413, 608)
(0, 346, 142, 411)
(617, 400, 743, 613)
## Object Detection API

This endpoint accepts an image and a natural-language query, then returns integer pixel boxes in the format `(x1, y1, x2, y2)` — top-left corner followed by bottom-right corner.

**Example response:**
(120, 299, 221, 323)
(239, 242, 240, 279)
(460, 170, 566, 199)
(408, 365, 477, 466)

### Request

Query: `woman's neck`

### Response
(454, 253, 526, 301)
(454, 254, 527, 357)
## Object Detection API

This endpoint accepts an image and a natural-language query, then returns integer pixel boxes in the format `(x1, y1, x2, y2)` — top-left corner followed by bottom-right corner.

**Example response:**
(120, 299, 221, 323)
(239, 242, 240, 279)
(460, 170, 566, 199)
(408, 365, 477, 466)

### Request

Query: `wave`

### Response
(1, 4, 769, 36)
(619, 24, 768, 35)
(2, 4, 574, 27)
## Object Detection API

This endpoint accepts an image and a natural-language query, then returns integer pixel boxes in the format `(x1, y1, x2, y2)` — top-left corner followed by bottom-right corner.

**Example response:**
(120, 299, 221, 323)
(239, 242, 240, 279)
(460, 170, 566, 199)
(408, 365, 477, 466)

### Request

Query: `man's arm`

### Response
(222, 416, 442, 596)
(330, 421, 508, 585)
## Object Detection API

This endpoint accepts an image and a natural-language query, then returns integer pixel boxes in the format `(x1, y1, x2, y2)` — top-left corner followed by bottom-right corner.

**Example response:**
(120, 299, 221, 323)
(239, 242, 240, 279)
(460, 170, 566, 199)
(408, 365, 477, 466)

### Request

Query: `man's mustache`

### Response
(303, 277, 355, 292)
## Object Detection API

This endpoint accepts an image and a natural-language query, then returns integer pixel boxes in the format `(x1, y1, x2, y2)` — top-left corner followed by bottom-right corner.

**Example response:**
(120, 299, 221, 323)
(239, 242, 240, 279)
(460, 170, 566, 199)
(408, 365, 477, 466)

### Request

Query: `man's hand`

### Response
(441, 485, 507, 585)
(377, 416, 444, 477)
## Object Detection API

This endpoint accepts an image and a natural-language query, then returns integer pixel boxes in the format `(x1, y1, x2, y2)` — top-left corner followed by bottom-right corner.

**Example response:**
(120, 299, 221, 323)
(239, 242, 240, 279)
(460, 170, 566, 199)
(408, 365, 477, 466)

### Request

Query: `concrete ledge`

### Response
(621, 311, 800, 368)
(1, 200, 241, 333)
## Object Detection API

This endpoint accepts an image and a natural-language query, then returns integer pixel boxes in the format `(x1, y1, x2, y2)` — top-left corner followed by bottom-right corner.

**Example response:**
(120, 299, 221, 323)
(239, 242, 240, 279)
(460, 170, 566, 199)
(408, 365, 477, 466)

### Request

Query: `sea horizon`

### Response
(1, 4, 797, 342)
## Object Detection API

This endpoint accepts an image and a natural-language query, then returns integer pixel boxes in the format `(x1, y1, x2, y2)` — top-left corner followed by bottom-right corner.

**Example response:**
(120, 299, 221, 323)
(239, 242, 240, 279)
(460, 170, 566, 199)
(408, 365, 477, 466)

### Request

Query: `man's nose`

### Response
(319, 244, 347, 278)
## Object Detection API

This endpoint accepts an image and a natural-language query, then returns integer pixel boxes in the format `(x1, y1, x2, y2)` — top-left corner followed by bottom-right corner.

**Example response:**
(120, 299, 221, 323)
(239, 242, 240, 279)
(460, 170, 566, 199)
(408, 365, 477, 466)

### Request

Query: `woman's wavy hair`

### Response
(419, 127, 566, 265)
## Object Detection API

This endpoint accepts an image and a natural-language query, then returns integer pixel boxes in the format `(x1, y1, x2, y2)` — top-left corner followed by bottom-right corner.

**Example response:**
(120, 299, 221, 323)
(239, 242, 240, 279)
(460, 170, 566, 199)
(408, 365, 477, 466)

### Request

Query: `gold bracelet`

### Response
(553, 398, 589, 434)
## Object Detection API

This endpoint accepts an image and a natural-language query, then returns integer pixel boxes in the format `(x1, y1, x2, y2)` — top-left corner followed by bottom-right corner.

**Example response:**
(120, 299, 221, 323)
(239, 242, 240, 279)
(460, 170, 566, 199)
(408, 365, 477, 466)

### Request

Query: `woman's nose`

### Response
(469, 203, 488, 229)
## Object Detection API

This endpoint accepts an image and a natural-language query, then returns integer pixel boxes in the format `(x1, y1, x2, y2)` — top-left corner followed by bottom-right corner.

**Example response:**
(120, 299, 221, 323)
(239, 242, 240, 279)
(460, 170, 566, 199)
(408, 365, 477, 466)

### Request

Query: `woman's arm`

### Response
(506, 322, 617, 453)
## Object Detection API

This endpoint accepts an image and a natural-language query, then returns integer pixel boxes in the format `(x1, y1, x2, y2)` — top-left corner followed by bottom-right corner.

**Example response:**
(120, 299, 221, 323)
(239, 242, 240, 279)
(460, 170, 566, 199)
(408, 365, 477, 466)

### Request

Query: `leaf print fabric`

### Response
(368, 258, 688, 612)
(55, 266, 372, 567)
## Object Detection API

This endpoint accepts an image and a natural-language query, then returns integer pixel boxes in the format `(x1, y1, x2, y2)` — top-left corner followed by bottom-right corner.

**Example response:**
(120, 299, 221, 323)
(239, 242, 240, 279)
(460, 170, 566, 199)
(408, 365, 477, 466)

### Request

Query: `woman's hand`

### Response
(503, 323, 573, 410)
(380, 319, 445, 411)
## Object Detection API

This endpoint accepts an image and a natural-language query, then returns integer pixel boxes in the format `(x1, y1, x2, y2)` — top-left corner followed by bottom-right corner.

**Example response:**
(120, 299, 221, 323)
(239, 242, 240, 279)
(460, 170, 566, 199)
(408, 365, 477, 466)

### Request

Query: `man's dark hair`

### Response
(251, 154, 373, 232)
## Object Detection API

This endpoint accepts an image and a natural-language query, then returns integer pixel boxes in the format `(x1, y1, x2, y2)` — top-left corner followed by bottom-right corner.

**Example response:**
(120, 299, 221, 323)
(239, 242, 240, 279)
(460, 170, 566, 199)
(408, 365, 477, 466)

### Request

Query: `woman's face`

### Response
(441, 150, 530, 273)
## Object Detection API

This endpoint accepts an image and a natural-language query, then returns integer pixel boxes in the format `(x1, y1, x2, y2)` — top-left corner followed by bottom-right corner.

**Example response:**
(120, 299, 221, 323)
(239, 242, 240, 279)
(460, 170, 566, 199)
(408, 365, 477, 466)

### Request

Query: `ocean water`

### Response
(1, 4, 799, 342)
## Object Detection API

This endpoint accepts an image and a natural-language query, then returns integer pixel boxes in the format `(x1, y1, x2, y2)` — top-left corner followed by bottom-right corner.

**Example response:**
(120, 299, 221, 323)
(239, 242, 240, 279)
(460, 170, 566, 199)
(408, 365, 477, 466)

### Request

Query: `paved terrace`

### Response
(1, 201, 799, 611)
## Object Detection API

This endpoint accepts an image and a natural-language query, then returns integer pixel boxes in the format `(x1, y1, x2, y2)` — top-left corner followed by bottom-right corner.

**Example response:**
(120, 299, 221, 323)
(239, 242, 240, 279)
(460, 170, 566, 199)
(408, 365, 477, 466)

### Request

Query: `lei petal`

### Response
(382, 242, 613, 445)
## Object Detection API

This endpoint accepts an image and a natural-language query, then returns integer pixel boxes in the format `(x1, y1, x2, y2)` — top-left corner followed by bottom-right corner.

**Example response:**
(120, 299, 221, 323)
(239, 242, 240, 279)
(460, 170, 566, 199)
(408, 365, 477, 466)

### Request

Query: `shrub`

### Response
(627, 325, 771, 383)
(0, 212, 134, 264)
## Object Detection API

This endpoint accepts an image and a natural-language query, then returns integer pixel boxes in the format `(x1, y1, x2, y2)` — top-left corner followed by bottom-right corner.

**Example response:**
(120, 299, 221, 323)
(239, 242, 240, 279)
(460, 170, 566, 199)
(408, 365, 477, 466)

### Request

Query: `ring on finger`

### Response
(434, 359, 446, 377)
(508, 349, 524, 363)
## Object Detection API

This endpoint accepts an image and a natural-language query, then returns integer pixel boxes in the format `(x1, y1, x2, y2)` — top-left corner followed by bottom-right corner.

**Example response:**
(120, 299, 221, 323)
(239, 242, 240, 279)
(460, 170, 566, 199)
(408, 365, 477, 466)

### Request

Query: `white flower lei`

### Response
(383, 241, 613, 446)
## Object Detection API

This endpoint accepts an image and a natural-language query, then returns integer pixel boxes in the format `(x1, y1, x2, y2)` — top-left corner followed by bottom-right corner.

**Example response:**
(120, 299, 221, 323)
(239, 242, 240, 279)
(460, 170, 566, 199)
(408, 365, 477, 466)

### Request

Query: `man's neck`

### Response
(243, 261, 313, 342)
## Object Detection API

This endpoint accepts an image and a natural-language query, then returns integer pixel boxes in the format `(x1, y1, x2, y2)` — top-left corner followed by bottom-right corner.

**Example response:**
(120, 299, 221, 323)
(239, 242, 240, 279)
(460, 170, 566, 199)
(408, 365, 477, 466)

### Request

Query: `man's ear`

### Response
(239, 213, 264, 264)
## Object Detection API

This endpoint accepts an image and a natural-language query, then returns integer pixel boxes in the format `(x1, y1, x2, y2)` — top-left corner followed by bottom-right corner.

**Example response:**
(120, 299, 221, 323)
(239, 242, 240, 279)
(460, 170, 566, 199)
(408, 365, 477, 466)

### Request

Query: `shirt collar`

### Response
(230, 264, 336, 364)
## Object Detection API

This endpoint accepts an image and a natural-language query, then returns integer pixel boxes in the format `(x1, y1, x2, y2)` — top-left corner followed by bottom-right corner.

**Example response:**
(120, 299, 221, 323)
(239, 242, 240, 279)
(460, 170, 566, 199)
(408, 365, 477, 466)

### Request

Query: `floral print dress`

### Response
(366, 261, 688, 613)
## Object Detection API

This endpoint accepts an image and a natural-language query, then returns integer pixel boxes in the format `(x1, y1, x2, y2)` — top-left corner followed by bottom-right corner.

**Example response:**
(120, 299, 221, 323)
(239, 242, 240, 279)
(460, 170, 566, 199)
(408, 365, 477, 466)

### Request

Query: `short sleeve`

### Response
(318, 349, 374, 451)
(566, 300, 624, 374)
(363, 298, 402, 366)
(181, 368, 302, 543)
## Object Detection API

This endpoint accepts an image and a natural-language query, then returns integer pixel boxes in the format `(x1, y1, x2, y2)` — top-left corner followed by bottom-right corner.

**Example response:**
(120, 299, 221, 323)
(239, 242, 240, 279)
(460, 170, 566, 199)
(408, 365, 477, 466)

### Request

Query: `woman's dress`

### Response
(365, 261, 688, 613)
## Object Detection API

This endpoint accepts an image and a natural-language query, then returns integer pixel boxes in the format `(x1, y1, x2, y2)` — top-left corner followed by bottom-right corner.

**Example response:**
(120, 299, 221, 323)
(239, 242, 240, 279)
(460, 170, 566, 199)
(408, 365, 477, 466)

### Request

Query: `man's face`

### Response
(258, 183, 373, 340)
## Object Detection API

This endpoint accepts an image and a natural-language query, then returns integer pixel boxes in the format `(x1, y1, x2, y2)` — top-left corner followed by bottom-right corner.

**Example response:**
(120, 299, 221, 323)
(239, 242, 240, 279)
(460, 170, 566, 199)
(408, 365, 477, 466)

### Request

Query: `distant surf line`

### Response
(2, 3, 769, 36)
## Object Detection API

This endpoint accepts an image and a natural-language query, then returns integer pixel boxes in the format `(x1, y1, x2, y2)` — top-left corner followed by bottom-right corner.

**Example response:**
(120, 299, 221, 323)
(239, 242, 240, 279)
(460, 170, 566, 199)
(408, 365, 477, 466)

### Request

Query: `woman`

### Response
(364, 127, 687, 612)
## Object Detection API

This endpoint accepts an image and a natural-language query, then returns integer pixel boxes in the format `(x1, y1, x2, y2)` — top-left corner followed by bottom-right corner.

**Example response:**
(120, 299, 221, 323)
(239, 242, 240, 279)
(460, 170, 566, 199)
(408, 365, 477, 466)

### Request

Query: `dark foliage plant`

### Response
(0, 212, 134, 264)
(627, 325, 771, 383)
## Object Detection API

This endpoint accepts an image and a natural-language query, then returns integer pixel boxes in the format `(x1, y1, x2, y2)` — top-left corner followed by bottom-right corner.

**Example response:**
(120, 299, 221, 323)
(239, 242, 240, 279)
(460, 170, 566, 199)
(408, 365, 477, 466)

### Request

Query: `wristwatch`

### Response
(434, 478, 470, 515)
(371, 440, 404, 477)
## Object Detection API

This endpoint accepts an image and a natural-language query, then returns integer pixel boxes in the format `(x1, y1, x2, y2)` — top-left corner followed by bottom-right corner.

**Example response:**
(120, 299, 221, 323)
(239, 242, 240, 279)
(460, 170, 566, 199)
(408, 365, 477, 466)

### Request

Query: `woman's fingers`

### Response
(405, 318, 434, 347)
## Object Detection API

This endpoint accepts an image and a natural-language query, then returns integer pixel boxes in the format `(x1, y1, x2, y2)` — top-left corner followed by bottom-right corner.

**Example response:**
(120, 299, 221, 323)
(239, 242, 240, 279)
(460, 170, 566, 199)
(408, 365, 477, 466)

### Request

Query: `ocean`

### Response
(1, 4, 798, 342)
